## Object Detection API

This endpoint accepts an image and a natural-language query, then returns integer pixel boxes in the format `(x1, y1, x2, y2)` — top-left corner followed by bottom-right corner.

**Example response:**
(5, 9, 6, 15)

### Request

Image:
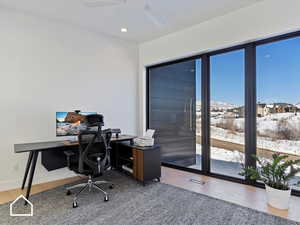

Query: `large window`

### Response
(257, 37, 300, 190)
(147, 31, 300, 195)
(210, 50, 245, 178)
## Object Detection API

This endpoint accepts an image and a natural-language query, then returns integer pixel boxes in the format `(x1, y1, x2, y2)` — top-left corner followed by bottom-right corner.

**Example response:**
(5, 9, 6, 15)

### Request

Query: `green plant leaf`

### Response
(239, 153, 300, 190)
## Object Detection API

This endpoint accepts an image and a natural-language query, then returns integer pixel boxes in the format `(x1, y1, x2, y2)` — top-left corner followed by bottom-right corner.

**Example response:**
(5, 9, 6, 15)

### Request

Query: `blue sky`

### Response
(257, 37, 300, 104)
(210, 50, 244, 106)
(195, 36, 300, 105)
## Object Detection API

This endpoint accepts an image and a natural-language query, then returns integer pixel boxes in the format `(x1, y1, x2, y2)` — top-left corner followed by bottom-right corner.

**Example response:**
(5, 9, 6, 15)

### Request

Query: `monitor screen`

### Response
(56, 112, 96, 136)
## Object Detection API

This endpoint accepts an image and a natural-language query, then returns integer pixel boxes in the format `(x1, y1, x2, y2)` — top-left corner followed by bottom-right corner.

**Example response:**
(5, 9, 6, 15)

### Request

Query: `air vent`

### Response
(189, 179, 206, 185)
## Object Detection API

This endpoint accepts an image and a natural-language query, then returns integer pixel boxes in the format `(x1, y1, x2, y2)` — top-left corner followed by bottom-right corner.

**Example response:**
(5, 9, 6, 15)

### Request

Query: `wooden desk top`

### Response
(14, 135, 136, 153)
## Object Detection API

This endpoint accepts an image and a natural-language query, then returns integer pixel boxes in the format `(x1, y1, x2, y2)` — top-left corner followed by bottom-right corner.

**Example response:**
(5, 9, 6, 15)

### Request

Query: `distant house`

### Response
(274, 103, 288, 113)
(257, 104, 270, 117)
(257, 103, 299, 117)
(273, 103, 298, 113)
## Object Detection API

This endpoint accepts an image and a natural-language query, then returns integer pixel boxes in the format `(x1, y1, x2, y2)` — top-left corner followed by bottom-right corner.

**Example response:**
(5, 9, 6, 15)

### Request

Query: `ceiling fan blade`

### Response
(84, 0, 126, 8)
(144, 3, 165, 28)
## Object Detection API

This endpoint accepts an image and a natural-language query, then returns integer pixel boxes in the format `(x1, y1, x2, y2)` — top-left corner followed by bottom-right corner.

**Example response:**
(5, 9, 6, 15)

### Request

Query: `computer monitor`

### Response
(56, 112, 96, 136)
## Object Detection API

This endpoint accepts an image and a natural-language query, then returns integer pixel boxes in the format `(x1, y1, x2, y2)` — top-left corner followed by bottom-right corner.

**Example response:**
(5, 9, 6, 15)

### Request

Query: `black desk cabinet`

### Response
(115, 143, 161, 184)
(41, 146, 79, 171)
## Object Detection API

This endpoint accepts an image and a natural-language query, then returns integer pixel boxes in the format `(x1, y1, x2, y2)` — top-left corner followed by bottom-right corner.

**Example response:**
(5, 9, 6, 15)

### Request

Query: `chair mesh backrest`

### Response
(85, 114, 104, 127)
(78, 127, 112, 176)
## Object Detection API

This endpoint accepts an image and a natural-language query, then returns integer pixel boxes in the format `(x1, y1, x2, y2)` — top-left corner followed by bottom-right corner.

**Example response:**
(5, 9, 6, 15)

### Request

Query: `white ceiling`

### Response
(0, 0, 263, 43)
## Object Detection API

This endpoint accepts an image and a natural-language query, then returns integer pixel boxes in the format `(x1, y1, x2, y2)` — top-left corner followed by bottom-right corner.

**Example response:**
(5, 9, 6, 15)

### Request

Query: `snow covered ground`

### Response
(195, 102, 300, 183)
(206, 112, 300, 156)
(196, 144, 243, 164)
(196, 112, 300, 178)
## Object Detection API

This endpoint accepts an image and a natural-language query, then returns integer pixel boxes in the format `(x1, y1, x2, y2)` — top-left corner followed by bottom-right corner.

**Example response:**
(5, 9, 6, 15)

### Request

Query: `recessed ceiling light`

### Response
(121, 28, 128, 33)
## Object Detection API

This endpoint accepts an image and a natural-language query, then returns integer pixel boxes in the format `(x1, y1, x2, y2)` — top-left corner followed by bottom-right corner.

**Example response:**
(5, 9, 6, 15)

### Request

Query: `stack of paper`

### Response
(134, 137, 154, 147)
(134, 129, 155, 147)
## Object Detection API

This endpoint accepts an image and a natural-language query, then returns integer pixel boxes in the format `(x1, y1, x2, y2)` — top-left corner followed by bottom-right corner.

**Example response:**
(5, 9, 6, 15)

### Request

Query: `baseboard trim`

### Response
(0, 172, 77, 192)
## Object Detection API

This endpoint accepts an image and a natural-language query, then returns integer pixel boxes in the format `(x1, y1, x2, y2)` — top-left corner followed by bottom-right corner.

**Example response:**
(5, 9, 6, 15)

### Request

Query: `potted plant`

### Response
(240, 153, 300, 210)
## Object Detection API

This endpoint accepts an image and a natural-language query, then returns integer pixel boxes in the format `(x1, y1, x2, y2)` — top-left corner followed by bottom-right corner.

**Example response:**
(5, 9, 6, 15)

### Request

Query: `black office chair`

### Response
(64, 114, 114, 208)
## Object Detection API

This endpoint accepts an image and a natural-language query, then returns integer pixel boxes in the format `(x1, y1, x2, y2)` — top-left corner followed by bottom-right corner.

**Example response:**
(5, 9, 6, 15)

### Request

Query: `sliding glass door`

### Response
(148, 50, 246, 180)
(148, 59, 201, 169)
(210, 50, 245, 178)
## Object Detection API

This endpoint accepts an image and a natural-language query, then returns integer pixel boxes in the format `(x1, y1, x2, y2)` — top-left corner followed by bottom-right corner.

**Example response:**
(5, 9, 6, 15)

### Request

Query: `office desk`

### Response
(14, 135, 135, 201)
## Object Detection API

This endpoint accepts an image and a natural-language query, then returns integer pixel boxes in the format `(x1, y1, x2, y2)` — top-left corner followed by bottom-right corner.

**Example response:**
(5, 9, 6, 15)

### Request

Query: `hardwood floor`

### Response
(160, 166, 300, 222)
(0, 176, 82, 204)
(0, 167, 299, 222)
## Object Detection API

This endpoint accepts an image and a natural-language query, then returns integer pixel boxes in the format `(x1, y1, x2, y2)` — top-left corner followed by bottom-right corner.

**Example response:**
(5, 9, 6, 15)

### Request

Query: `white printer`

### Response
(134, 129, 155, 147)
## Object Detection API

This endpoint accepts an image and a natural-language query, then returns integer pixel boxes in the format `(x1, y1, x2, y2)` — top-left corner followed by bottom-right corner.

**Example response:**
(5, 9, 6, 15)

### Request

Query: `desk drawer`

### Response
(41, 148, 70, 171)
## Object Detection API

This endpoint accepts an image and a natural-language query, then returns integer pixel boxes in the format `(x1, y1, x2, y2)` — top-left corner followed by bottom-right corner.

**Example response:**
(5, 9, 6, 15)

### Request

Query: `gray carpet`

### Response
(0, 171, 299, 225)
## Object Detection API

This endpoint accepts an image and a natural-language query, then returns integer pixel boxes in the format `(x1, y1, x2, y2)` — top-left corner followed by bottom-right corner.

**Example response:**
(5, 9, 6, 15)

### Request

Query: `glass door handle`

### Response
(190, 98, 193, 130)
(184, 102, 188, 129)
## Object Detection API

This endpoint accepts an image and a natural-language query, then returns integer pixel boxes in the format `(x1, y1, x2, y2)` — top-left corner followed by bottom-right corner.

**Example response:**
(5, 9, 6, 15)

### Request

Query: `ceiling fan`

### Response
(83, 0, 165, 27)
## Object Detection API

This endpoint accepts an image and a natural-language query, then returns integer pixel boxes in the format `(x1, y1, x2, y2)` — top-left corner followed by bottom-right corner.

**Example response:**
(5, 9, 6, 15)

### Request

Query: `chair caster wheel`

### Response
(109, 185, 114, 189)
(72, 201, 78, 208)
(104, 195, 109, 202)
(66, 190, 72, 196)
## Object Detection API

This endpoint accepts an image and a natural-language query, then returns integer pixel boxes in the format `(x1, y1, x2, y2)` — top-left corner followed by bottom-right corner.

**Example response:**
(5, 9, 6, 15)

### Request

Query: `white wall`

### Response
(0, 8, 138, 191)
(138, 0, 300, 134)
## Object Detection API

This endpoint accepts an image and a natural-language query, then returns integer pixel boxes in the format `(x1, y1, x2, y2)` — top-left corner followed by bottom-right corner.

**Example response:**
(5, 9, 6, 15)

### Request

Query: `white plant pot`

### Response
(265, 184, 291, 210)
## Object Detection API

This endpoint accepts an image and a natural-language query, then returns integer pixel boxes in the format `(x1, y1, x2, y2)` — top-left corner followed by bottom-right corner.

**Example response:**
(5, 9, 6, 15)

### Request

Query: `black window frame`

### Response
(146, 30, 300, 196)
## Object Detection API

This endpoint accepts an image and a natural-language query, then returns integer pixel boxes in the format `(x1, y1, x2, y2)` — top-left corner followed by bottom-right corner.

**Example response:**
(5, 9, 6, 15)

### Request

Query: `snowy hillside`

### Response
(196, 101, 237, 111)
(206, 112, 300, 156)
(211, 101, 237, 110)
